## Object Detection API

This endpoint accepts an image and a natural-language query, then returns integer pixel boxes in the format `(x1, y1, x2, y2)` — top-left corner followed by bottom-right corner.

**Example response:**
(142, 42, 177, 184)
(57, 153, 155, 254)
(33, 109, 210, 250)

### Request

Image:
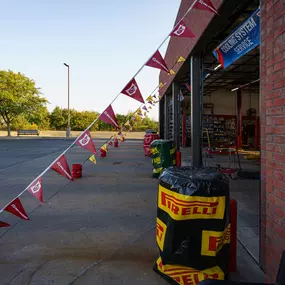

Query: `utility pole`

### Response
(63, 63, 71, 137)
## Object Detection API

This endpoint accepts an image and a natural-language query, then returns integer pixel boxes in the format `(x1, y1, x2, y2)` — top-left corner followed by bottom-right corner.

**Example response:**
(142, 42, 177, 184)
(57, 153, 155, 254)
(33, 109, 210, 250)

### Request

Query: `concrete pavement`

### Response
(0, 140, 265, 284)
(0, 139, 165, 285)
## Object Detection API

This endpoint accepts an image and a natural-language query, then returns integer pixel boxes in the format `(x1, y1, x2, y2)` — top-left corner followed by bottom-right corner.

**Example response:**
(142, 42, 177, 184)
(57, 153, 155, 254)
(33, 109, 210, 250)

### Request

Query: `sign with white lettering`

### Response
(213, 7, 260, 69)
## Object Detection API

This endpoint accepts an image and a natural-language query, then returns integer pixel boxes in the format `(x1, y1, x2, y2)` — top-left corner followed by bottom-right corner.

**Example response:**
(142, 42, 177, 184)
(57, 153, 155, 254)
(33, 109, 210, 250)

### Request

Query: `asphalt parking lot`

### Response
(0, 138, 165, 285)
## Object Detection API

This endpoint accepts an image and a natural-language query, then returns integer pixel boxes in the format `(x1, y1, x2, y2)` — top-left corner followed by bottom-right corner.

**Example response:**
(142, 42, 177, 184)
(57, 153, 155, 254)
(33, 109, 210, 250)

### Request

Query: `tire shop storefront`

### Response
(158, 0, 285, 281)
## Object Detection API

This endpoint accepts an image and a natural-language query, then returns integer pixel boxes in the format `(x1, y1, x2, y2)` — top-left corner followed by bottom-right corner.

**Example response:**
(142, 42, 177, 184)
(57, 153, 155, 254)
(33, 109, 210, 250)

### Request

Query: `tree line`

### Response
(0, 70, 158, 135)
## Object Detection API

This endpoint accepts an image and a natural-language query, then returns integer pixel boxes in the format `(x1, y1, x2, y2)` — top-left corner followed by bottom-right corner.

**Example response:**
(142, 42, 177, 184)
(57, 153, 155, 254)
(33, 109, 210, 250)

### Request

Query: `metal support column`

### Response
(191, 55, 203, 168)
(159, 96, 165, 139)
(172, 82, 180, 150)
(236, 90, 242, 149)
(164, 94, 170, 140)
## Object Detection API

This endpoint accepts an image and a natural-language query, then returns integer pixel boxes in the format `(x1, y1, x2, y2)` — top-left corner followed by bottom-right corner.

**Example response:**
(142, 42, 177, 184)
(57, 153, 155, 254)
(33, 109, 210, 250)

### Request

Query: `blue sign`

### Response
(213, 7, 260, 69)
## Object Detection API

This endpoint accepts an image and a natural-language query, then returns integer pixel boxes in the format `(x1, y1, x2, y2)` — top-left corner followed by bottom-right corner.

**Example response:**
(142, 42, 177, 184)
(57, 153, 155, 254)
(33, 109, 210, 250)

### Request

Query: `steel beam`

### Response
(172, 82, 180, 150)
(159, 96, 165, 138)
(191, 55, 203, 168)
(164, 93, 170, 140)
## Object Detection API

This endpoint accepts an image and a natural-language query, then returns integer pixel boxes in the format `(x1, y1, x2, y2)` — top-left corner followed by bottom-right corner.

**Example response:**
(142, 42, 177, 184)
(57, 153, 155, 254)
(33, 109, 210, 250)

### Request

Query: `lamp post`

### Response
(63, 63, 71, 137)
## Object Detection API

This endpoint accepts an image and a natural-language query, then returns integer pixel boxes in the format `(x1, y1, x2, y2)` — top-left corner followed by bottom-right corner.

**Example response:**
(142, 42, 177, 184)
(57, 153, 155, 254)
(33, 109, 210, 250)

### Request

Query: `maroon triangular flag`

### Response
(0, 221, 10, 227)
(193, 0, 219, 15)
(99, 105, 119, 129)
(146, 50, 169, 73)
(75, 130, 96, 154)
(51, 155, 73, 180)
(170, 20, 195, 38)
(142, 106, 148, 112)
(108, 141, 113, 146)
(28, 176, 43, 204)
(121, 78, 145, 103)
(4, 198, 29, 220)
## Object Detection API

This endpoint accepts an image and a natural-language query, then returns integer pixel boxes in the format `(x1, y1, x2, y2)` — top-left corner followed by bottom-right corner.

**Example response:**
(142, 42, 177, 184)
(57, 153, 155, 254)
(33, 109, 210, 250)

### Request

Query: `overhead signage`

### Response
(213, 7, 260, 69)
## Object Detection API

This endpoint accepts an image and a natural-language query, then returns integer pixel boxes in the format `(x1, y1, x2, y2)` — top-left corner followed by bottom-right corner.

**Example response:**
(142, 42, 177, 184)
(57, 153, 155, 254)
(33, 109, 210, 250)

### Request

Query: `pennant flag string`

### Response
(75, 130, 97, 154)
(121, 78, 145, 103)
(99, 105, 119, 129)
(89, 154, 97, 165)
(177, 56, 186, 63)
(0, 221, 10, 228)
(170, 20, 195, 38)
(4, 198, 29, 220)
(27, 176, 44, 204)
(193, 0, 219, 15)
(0, 0, 214, 216)
(51, 155, 73, 181)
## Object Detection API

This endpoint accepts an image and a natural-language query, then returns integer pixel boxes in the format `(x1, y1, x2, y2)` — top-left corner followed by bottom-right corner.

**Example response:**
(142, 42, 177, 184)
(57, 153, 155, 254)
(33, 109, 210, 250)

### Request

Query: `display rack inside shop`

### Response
(168, 98, 174, 141)
(181, 114, 191, 147)
(203, 115, 236, 148)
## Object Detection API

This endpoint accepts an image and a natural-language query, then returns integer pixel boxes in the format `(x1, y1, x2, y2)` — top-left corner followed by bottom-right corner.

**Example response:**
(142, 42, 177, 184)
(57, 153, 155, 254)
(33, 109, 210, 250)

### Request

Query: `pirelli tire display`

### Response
(150, 140, 176, 177)
(154, 167, 230, 285)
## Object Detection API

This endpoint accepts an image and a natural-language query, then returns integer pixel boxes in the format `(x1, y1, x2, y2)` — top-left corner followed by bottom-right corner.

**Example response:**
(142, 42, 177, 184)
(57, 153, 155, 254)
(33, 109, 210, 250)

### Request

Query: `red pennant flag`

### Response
(0, 221, 10, 227)
(108, 141, 113, 146)
(28, 176, 43, 204)
(99, 105, 119, 129)
(121, 78, 145, 103)
(186, 83, 191, 91)
(193, 0, 218, 15)
(75, 130, 96, 154)
(4, 198, 29, 220)
(170, 20, 195, 38)
(142, 106, 148, 112)
(146, 50, 169, 73)
(51, 155, 73, 181)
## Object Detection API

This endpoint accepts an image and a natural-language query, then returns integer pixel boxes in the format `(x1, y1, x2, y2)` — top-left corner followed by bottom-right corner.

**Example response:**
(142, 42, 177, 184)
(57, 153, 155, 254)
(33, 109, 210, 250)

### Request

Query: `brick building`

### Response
(158, 0, 285, 281)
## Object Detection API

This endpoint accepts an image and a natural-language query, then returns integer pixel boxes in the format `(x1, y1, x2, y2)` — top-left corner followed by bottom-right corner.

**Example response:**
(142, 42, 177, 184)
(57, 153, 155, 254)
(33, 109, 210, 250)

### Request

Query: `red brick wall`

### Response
(260, 0, 285, 281)
(159, 0, 223, 97)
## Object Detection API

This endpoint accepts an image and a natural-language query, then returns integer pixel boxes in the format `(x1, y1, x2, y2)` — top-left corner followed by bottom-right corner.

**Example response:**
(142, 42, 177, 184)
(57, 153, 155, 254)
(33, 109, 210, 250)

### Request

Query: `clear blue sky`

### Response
(1, 0, 181, 121)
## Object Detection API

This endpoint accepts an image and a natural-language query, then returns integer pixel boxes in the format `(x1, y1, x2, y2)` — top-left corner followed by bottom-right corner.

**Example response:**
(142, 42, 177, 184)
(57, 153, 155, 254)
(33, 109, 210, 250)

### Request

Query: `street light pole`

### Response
(64, 63, 71, 137)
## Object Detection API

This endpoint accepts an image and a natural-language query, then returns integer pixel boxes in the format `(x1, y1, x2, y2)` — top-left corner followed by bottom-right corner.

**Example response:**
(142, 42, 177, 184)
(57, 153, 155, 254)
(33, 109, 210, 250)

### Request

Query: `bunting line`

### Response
(0, 0, 216, 224)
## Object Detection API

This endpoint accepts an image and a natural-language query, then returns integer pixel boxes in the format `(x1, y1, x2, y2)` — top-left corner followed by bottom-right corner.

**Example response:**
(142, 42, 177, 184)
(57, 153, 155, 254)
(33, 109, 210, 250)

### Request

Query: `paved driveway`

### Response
(0, 139, 165, 285)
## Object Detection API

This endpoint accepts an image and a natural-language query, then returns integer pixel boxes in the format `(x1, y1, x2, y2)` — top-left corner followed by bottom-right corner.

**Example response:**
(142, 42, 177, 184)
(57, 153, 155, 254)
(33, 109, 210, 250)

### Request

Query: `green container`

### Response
(150, 140, 176, 170)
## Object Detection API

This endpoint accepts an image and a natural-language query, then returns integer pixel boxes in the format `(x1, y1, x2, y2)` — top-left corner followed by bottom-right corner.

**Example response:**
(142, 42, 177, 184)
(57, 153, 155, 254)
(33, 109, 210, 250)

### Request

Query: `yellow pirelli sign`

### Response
(156, 257, 224, 285)
(156, 218, 166, 251)
(201, 224, 231, 257)
(151, 147, 159, 155)
(152, 157, 161, 164)
(158, 185, 225, 220)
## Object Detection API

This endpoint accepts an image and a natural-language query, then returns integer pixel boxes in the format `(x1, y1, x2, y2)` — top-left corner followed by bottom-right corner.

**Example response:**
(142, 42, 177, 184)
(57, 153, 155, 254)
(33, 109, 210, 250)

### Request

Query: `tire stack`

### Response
(154, 167, 231, 285)
(150, 140, 176, 178)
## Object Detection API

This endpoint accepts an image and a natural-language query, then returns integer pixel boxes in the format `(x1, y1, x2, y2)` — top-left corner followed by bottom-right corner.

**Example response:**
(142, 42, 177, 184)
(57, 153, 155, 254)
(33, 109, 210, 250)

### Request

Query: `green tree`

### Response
(25, 105, 50, 130)
(50, 106, 66, 130)
(0, 70, 48, 136)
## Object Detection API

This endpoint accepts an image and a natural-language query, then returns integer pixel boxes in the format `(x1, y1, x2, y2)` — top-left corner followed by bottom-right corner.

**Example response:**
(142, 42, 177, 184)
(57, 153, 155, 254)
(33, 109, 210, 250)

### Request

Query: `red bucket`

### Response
(72, 164, 82, 179)
(114, 138, 119, 148)
(100, 148, 107, 157)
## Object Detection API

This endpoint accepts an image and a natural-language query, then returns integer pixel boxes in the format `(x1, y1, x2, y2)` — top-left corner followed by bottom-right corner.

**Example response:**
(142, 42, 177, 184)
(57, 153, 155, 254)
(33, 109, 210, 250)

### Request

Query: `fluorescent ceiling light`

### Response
(231, 87, 239, 92)
(214, 64, 221, 71)
(205, 73, 211, 78)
